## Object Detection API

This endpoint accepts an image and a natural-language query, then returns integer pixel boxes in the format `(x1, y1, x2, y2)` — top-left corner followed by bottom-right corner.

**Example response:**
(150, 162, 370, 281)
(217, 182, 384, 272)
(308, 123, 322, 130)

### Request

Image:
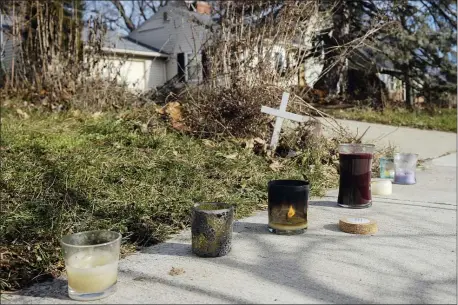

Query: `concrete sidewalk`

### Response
(319, 118, 457, 160)
(432, 153, 457, 167)
(3, 163, 456, 304)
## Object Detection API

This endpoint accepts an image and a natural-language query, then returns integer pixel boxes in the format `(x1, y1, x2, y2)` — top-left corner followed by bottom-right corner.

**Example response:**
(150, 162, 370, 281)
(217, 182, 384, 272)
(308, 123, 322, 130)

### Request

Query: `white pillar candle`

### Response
(66, 250, 119, 294)
(371, 179, 392, 195)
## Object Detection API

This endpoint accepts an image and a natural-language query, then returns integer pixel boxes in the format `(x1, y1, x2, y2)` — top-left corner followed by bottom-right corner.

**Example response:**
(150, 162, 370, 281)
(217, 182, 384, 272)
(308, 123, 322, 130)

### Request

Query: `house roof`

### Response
(167, 3, 214, 27)
(82, 28, 168, 57)
(349, 47, 401, 74)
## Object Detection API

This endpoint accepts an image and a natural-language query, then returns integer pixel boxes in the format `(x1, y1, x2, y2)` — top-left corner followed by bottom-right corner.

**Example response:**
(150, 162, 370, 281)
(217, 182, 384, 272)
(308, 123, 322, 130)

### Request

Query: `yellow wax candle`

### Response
(268, 222, 308, 231)
(66, 250, 118, 294)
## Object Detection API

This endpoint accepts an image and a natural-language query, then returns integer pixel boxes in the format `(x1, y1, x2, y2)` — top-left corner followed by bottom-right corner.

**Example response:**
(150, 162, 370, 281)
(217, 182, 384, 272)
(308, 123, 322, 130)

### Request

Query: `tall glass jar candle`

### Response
(338, 143, 375, 208)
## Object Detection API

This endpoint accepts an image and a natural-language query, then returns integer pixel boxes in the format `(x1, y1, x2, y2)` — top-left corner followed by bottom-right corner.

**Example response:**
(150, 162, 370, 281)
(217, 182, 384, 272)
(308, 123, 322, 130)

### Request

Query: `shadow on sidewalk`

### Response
(233, 221, 270, 234)
(141, 221, 271, 257)
(120, 269, 253, 304)
(7, 278, 70, 301)
(309, 200, 340, 207)
(141, 241, 192, 257)
(322, 223, 341, 232)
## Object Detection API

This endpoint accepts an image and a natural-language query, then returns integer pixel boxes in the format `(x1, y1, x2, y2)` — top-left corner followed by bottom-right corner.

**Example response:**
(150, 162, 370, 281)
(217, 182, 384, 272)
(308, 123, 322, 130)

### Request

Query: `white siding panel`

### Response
(96, 58, 147, 91)
(1, 33, 15, 72)
(147, 58, 166, 88)
(166, 54, 178, 81)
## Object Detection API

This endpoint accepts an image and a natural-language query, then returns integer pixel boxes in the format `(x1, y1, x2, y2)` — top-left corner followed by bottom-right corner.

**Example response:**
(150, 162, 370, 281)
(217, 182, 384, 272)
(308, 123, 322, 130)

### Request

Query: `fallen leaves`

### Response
(268, 160, 284, 172)
(71, 110, 81, 117)
(202, 139, 216, 147)
(16, 109, 30, 119)
(237, 137, 268, 155)
(140, 123, 149, 133)
(223, 153, 238, 159)
(156, 102, 190, 132)
(92, 111, 103, 119)
(168, 267, 185, 276)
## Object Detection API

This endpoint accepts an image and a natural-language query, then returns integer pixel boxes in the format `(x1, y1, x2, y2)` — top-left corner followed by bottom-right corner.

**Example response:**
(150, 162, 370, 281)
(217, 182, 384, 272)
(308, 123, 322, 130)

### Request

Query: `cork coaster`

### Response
(339, 217, 377, 235)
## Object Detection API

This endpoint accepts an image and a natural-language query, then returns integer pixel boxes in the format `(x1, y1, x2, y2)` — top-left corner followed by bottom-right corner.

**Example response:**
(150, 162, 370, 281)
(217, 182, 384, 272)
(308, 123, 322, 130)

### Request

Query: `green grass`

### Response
(0, 108, 339, 291)
(322, 107, 457, 132)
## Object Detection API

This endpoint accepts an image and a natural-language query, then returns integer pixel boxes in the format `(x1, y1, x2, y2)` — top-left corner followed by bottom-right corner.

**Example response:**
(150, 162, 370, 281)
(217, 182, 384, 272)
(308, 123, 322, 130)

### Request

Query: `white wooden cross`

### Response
(261, 92, 308, 150)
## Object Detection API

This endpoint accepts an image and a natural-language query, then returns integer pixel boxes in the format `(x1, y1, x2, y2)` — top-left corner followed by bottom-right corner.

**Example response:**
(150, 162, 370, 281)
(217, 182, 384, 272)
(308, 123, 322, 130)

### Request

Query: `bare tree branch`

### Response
(110, 0, 136, 32)
(138, 0, 148, 22)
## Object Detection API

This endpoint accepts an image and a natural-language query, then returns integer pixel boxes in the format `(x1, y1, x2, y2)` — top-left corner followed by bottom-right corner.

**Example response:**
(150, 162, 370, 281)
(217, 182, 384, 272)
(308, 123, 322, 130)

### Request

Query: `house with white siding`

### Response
(1, 1, 409, 98)
(83, 28, 169, 91)
(81, 1, 215, 92)
(0, 13, 15, 82)
(126, 0, 213, 88)
(0, 1, 213, 91)
(92, 0, 306, 91)
(0, 1, 318, 92)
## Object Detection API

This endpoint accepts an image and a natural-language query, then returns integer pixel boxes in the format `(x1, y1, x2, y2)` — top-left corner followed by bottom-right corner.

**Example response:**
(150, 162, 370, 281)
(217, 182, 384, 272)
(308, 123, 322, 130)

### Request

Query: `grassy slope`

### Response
(322, 107, 457, 133)
(1, 110, 338, 290)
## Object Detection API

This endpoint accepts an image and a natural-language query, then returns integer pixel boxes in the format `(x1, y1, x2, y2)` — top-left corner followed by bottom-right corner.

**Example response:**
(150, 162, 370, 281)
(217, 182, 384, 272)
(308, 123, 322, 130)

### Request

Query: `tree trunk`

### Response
(313, 0, 349, 96)
(338, 58, 348, 94)
(404, 67, 413, 109)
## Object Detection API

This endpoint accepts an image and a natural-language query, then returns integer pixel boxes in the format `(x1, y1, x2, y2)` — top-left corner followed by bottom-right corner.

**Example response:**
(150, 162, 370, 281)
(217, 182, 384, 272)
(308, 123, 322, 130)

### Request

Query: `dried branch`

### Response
(110, 0, 136, 32)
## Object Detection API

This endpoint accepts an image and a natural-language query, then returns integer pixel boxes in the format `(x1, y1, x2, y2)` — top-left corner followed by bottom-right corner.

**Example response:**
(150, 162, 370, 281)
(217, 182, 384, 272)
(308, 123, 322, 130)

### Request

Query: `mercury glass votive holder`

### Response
(191, 202, 234, 257)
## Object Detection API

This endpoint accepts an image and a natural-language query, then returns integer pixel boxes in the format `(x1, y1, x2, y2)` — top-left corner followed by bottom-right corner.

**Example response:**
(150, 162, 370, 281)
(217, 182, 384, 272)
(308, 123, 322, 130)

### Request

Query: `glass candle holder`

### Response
(379, 157, 395, 179)
(191, 203, 234, 257)
(268, 180, 309, 235)
(394, 153, 418, 185)
(338, 143, 375, 208)
(61, 230, 121, 301)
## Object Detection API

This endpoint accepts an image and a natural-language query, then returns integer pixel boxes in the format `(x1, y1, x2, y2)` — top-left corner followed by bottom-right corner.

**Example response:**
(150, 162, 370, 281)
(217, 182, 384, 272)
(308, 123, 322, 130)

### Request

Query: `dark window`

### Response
(202, 50, 210, 80)
(275, 52, 284, 74)
(177, 53, 185, 82)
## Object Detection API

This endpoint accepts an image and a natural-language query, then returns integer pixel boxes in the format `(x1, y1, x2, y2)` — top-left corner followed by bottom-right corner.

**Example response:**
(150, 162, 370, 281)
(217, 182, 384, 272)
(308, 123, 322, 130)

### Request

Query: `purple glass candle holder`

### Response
(394, 153, 418, 185)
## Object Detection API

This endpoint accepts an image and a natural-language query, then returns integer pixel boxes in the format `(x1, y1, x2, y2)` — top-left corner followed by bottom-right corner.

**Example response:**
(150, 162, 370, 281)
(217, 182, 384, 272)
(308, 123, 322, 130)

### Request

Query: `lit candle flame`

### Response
(287, 205, 295, 218)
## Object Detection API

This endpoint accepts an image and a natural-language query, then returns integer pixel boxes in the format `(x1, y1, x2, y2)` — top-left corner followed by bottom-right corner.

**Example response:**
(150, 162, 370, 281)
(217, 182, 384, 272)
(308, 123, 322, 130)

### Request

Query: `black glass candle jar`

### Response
(191, 202, 234, 257)
(268, 180, 309, 235)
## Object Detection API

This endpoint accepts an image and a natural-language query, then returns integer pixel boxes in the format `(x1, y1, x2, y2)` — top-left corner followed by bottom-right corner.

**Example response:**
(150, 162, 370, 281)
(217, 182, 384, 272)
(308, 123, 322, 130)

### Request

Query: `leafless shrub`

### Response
(179, 83, 283, 138)
(177, 0, 385, 139)
(1, 1, 144, 111)
(177, 1, 322, 137)
(200, 0, 322, 90)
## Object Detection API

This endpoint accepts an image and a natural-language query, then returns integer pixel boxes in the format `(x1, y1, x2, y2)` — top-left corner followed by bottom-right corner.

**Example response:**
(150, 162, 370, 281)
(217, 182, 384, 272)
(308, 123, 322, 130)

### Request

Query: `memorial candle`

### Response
(394, 170, 416, 185)
(337, 144, 375, 208)
(61, 231, 121, 301)
(371, 179, 392, 195)
(394, 153, 418, 185)
(268, 180, 309, 235)
(66, 250, 119, 294)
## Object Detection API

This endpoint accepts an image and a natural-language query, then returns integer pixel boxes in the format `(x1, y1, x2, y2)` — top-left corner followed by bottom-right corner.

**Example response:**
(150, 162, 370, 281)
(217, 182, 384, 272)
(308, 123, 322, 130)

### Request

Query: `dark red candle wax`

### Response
(338, 153, 373, 207)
